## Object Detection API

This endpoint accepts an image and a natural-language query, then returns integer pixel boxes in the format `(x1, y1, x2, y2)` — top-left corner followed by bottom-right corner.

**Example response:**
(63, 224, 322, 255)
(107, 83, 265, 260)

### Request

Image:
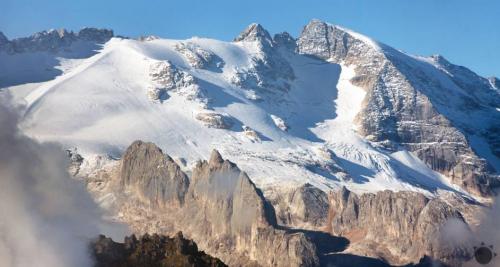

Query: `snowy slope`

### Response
(2, 28, 476, 199)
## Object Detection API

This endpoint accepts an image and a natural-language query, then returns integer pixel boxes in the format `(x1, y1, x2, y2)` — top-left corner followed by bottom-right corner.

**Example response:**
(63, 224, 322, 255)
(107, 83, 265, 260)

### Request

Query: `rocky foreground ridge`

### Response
(82, 140, 474, 266)
(92, 232, 226, 267)
(86, 140, 319, 267)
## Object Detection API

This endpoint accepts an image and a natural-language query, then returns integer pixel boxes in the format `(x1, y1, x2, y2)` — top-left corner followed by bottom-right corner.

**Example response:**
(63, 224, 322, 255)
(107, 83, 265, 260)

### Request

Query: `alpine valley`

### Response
(1, 20, 499, 267)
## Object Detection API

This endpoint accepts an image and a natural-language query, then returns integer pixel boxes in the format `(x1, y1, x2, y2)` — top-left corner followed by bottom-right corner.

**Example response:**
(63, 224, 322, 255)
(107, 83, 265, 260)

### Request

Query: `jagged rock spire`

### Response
(209, 149, 224, 166)
(77, 27, 113, 43)
(273, 32, 296, 50)
(233, 23, 273, 46)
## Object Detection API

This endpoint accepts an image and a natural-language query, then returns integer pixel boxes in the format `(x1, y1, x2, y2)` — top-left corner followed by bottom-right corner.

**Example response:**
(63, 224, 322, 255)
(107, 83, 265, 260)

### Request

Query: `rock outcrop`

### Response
(175, 42, 224, 70)
(231, 23, 295, 92)
(271, 183, 329, 229)
(326, 187, 472, 266)
(120, 141, 189, 207)
(82, 141, 480, 266)
(233, 23, 273, 45)
(96, 141, 319, 267)
(195, 112, 234, 129)
(297, 19, 499, 196)
(149, 60, 206, 105)
(92, 232, 227, 267)
(273, 32, 296, 51)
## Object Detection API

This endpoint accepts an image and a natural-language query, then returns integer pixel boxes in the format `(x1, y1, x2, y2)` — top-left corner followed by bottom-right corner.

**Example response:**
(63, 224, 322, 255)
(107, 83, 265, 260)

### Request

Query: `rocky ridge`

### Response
(297, 19, 500, 196)
(82, 141, 474, 266)
(87, 140, 319, 267)
(231, 23, 295, 92)
(0, 28, 113, 53)
(326, 188, 472, 266)
(92, 231, 227, 267)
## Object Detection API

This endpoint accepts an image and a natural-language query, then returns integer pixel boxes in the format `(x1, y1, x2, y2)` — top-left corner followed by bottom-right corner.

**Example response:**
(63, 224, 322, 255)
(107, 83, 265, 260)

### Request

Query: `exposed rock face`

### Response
(270, 114, 288, 131)
(242, 125, 260, 142)
(149, 60, 206, 105)
(120, 141, 189, 206)
(96, 141, 319, 267)
(77, 27, 113, 43)
(92, 232, 227, 267)
(175, 42, 224, 70)
(273, 32, 296, 51)
(195, 112, 234, 129)
(326, 187, 471, 266)
(233, 23, 273, 45)
(271, 183, 329, 229)
(232, 23, 295, 92)
(82, 141, 480, 266)
(0, 27, 113, 53)
(297, 19, 356, 62)
(297, 19, 499, 196)
(66, 147, 84, 176)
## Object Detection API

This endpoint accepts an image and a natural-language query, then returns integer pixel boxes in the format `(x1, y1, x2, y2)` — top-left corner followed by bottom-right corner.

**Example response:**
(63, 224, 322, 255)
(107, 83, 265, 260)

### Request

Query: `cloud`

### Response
(466, 196, 500, 267)
(0, 94, 104, 267)
(440, 196, 500, 267)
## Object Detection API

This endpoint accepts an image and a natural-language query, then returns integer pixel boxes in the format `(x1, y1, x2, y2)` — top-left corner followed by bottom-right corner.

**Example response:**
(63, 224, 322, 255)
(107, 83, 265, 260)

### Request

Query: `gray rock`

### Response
(327, 187, 472, 266)
(271, 183, 329, 229)
(273, 32, 296, 51)
(149, 60, 206, 104)
(175, 42, 224, 70)
(66, 147, 84, 176)
(231, 23, 295, 92)
(77, 27, 113, 43)
(233, 23, 273, 47)
(2, 27, 113, 53)
(297, 19, 351, 61)
(120, 140, 189, 206)
(297, 19, 499, 196)
(195, 112, 234, 129)
(113, 142, 319, 267)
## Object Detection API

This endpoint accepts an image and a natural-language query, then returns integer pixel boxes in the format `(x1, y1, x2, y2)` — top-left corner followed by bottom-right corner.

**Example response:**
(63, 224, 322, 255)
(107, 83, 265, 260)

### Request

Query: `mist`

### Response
(464, 196, 500, 267)
(439, 196, 500, 267)
(0, 94, 103, 267)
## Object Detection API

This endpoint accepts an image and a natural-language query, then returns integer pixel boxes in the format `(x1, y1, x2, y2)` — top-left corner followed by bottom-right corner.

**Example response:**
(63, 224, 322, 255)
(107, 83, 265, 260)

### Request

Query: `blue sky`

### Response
(1, 0, 499, 77)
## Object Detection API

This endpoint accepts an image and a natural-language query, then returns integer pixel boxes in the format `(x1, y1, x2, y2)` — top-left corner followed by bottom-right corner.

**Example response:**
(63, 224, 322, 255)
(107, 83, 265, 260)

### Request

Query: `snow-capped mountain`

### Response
(1, 21, 497, 199)
(1, 20, 498, 266)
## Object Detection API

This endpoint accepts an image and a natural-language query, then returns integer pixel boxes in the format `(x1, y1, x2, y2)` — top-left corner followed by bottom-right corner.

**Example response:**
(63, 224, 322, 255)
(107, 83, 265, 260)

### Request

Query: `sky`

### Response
(1, 0, 499, 77)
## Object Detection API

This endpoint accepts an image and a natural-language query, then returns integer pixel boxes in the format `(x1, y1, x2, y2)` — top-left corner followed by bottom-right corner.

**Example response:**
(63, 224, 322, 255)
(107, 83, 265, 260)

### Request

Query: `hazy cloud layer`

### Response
(0, 94, 102, 267)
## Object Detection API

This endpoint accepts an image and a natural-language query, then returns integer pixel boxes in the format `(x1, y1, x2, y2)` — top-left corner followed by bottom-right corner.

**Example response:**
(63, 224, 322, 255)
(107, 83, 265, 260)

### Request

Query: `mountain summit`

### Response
(1, 20, 498, 266)
(233, 23, 273, 45)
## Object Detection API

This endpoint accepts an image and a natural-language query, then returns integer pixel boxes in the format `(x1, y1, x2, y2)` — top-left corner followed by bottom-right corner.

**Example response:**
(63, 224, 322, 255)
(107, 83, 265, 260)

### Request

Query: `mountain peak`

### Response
(233, 23, 272, 45)
(430, 54, 450, 65)
(209, 149, 224, 166)
(299, 19, 381, 55)
(273, 32, 296, 50)
(77, 27, 114, 42)
(307, 18, 328, 26)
